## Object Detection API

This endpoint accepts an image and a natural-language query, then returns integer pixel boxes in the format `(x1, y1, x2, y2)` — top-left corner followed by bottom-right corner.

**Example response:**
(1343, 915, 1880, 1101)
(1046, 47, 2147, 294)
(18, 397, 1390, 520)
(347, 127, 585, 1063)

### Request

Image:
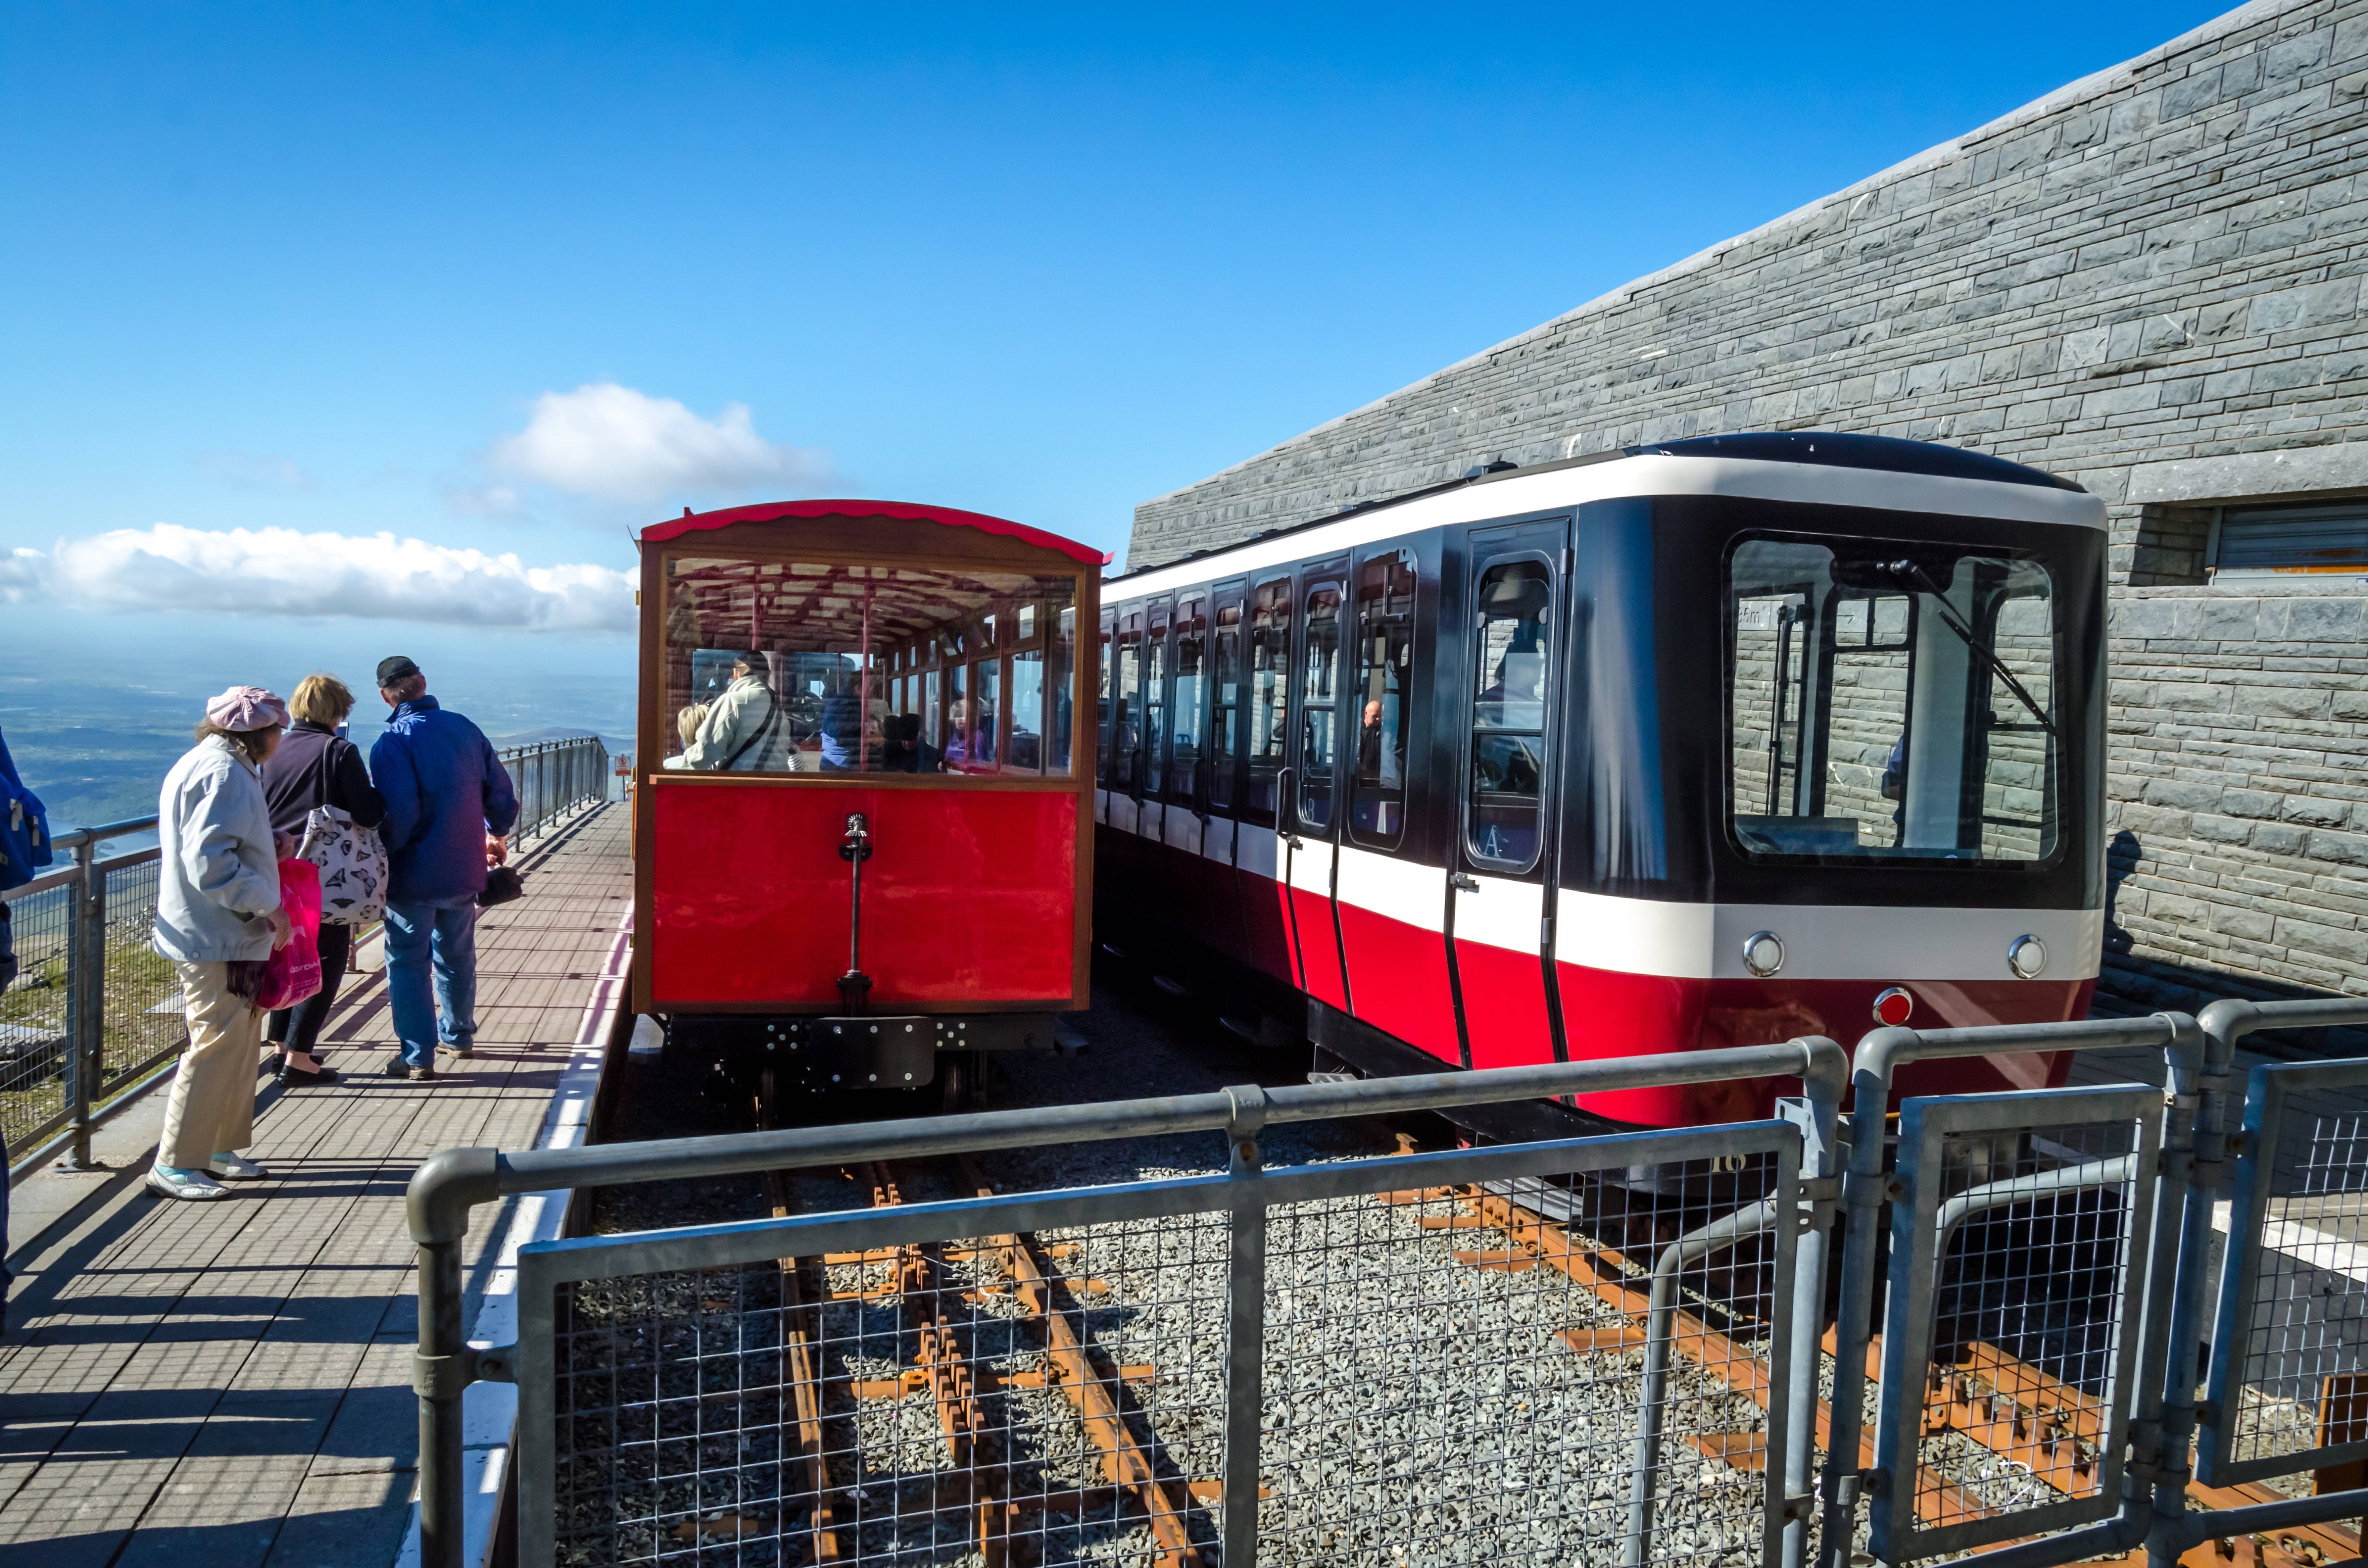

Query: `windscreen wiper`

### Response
(1888, 560, 2056, 736)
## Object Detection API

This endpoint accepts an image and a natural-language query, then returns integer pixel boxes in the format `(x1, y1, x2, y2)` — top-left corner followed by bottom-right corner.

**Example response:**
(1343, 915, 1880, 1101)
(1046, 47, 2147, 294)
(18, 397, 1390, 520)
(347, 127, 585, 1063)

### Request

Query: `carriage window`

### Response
(1095, 618, 1113, 785)
(966, 659, 999, 771)
(1145, 613, 1170, 798)
(1210, 603, 1243, 812)
(1170, 598, 1206, 807)
(660, 555, 1077, 777)
(1297, 584, 1343, 831)
(1727, 535, 2058, 862)
(1011, 641, 1044, 771)
(1350, 553, 1416, 846)
(1112, 614, 1141, 791)
(1054, 608, 1077, 775)
(1467, 561, 1550, 870)
(1246, 579, 1292, 825)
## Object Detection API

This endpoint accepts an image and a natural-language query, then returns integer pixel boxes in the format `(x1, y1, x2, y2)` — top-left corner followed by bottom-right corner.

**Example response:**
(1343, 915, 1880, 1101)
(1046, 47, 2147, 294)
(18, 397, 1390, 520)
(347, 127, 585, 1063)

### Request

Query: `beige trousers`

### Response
(160, 961, 263, 1169)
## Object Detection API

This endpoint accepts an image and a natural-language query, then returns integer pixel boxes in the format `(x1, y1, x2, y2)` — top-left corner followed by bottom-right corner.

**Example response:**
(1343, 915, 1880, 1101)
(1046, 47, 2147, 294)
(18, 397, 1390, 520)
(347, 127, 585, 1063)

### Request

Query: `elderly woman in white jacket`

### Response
(149, 687, 295, 1201)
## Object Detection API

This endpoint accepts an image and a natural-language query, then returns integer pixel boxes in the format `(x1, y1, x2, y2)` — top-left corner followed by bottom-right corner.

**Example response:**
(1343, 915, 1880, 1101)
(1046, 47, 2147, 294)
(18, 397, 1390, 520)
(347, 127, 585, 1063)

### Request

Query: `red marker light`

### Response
(1873, 987, 1914, 1026)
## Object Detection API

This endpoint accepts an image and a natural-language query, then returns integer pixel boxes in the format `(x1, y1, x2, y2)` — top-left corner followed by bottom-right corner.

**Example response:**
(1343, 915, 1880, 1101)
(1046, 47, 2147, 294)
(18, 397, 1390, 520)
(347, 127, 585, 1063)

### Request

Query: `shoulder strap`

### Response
(722, 688, 782, 769)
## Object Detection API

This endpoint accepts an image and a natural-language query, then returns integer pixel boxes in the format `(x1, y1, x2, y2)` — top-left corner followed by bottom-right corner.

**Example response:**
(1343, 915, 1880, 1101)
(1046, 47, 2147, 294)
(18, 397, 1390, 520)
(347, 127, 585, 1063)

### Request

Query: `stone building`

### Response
(1128, 0, 2368, 1016)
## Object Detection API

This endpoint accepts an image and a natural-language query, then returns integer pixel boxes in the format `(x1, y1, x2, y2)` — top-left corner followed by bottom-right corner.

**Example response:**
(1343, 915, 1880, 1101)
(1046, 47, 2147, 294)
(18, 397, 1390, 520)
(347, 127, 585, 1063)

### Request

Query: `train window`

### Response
(1112, 613, 1141, 791)
(1245, 580, 1292, 826)
(1209, 603, 1242, 813)
(1727, 536, 2058, 862)
(1054, 608, 1077, 776)
(1467, 561, 1552, 870)
(660, 554, 1078, 778)
(1145, 611, 1170, 798)
(1096, 617, 1113, 785)
(1298, 584, 1344, 831)
(1170, 598, 1206, 806)
(1350, 553, 1416, 847)
(1011, 642, 1044, 771)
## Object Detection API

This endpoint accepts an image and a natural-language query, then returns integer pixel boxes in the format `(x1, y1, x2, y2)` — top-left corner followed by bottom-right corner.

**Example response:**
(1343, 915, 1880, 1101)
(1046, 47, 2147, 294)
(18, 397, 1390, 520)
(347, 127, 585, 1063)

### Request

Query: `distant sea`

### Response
(0, 604, 634, 842)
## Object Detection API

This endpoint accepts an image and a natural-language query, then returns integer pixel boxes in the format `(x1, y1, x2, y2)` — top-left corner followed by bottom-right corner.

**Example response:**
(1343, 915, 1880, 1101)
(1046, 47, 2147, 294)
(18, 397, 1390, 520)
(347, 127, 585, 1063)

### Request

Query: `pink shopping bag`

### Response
(256, 858, 323, 1012)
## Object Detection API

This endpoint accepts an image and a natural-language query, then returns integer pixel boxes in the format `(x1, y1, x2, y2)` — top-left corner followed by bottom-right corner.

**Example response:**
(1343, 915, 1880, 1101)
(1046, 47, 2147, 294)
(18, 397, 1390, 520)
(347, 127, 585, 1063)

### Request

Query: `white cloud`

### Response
(195, 450, 316, 492)
(487, 382, 832, 503)
(12, 524, 632, 632)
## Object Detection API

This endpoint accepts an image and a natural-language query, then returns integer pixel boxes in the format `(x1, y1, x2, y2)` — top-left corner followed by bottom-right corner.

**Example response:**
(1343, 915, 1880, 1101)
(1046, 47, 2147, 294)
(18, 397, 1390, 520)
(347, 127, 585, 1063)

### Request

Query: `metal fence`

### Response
(3, 734, 610, 1176)
(414, 997, 2368, 1568)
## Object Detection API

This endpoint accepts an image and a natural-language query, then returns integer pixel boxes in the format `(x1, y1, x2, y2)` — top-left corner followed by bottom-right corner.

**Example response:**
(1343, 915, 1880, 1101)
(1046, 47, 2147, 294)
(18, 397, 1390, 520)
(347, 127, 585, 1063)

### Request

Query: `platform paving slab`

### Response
(0, 804, 626, 1568)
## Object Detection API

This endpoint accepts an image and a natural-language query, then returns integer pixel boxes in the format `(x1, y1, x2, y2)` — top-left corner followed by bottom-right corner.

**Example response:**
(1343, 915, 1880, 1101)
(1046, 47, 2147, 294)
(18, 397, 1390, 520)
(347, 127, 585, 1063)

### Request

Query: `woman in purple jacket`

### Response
(260, 675, 385, 1084)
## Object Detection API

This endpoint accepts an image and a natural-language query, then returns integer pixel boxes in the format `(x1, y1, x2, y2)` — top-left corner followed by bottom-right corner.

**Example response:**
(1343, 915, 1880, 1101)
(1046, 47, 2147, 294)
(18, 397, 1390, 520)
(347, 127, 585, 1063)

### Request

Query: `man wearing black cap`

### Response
(368, 657, 519, 1080)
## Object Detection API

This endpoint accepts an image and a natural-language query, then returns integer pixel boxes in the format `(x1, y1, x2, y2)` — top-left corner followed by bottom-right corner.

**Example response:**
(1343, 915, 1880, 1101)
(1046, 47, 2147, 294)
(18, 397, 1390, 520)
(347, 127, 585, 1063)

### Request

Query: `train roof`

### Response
(642, 498, 1112, 567)
(1111, 431, 2105, 592)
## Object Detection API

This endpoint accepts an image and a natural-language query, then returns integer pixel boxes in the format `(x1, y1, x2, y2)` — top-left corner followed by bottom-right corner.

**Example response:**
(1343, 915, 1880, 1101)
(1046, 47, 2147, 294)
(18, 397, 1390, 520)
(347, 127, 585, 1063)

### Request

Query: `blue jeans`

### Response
(384, 895, 479, 1069)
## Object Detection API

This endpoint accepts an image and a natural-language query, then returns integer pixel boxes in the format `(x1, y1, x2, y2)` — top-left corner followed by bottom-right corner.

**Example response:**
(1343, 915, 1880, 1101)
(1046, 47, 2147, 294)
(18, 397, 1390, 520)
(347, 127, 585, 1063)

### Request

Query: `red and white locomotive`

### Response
(1093, 433, 2106, 1130)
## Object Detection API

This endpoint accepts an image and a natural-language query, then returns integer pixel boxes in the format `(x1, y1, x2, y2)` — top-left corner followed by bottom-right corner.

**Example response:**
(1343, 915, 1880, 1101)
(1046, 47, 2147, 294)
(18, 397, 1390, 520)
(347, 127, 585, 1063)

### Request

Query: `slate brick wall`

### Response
(1128, 0, 2368, 1010)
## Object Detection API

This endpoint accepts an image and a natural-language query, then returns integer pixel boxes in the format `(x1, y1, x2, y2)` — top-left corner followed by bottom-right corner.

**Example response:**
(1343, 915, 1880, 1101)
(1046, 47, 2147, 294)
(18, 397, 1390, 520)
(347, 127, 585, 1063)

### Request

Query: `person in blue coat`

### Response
(368, 657, 519, 1080)
(0, 720, 49, 1326)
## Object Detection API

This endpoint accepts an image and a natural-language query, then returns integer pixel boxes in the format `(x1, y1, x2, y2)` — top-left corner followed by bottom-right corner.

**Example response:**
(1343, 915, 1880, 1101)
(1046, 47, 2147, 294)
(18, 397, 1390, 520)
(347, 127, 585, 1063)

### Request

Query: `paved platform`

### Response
(0, 804, 629, 1568)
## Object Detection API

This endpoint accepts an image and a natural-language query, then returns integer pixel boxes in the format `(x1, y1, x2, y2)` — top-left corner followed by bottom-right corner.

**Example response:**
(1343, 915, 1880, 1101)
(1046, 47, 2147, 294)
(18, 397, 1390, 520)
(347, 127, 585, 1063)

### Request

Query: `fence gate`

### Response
(2199, 1058, 2368, 1489)
(1868, 1083, 2161, 1565)
(513, 1121, 1803, 1567)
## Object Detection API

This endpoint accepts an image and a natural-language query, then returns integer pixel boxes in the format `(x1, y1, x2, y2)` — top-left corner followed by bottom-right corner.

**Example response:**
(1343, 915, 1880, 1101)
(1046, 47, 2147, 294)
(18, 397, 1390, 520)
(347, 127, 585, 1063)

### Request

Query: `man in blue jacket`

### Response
(369, 657, 519, 1080)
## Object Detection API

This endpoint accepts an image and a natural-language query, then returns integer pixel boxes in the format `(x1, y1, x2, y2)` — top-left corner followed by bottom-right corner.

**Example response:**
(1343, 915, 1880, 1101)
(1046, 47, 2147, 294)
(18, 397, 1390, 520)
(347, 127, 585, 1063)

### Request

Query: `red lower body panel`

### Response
(1553, 960, 2091, 1124)
(1456, 939, 1556, 1071)
(653, 783, 1078, 1008)
(1336, 900, 1458, 1064)
(1238, 867, 1299, 988)
(1290, 883, 1349, 1010)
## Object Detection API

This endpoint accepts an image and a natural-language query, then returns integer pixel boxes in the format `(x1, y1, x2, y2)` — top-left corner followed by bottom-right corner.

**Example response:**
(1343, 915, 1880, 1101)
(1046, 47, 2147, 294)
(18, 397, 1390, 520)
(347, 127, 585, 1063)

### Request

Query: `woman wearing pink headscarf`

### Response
(149, 686, 297, 1201)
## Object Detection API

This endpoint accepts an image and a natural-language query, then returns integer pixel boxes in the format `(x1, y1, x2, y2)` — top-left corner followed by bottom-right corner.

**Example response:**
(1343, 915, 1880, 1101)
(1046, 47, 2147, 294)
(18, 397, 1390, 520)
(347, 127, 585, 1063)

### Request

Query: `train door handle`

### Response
(1450, 873, 1479, 892)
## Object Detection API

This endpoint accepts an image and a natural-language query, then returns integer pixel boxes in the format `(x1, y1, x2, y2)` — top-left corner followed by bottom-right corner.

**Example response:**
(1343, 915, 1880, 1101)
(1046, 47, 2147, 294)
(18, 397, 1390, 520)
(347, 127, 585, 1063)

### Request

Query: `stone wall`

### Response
(1128, 0, 2368, 1010)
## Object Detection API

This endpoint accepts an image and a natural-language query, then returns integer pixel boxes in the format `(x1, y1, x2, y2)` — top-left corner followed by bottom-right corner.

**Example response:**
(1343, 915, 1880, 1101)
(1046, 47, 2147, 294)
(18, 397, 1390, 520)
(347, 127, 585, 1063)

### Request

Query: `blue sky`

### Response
(0, 0, 2226, 768)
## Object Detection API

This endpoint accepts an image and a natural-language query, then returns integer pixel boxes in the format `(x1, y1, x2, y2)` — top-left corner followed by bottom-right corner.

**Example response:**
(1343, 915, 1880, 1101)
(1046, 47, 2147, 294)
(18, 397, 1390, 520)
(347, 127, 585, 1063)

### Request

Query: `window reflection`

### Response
(1350, 553, 1415, 845)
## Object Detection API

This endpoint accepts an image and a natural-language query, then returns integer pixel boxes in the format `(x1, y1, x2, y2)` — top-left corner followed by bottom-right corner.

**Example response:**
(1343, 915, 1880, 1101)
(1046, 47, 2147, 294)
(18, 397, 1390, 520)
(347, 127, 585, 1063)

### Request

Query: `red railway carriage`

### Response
(1094, 433, 2108, 1136)
(631, 500, 1103, 1105)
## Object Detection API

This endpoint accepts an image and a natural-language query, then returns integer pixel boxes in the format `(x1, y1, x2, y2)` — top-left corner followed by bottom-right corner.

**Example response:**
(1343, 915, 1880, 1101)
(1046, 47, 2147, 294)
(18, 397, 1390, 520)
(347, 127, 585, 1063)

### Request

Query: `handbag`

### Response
(298, 804, 389, 926)
(255, 859, 323, 1012)
(478, 865, 526, 908)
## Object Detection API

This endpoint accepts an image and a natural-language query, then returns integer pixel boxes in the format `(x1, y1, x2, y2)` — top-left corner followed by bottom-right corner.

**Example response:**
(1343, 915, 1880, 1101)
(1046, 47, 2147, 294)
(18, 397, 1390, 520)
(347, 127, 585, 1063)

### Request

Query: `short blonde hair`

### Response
(290, 673, 356, 726)
(678, 704, 709, 745)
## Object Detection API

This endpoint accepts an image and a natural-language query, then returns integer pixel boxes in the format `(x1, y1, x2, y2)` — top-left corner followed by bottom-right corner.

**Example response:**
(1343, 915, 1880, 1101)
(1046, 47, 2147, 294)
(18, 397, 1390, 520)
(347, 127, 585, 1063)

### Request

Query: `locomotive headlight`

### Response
(1741, 930, 1786, 978)
(2008, 934, 2048, 979)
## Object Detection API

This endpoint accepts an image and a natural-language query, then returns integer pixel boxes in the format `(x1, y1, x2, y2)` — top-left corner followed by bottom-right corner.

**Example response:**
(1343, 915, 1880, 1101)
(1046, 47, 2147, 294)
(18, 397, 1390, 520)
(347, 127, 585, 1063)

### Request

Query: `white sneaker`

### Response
(146, 1165, 228, 1201)
(207, 1151, 267, 1181)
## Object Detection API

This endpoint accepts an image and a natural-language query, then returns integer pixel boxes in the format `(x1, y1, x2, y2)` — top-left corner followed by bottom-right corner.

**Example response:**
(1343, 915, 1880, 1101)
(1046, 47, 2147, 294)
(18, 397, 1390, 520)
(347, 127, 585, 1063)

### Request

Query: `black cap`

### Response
(376, 656, 421, 687)
(735, 650, 764, 667)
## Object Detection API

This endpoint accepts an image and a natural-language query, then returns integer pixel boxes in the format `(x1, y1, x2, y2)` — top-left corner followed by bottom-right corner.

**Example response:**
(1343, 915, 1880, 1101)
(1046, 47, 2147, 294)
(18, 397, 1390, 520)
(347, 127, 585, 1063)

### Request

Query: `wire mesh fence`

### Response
(2201, 1058, 2368, 1488)
(0, 874, 77, 1157)
(93, 852, 187, 1104)
(518, 1123, 1801, 1568)
(1871, 1085, 2159, 1564)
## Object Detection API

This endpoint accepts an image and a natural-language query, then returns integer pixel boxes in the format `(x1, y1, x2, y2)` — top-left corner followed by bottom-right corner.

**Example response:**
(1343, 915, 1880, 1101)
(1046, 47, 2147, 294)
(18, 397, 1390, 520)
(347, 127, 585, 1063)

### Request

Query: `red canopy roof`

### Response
(640, 498, 1111, 567)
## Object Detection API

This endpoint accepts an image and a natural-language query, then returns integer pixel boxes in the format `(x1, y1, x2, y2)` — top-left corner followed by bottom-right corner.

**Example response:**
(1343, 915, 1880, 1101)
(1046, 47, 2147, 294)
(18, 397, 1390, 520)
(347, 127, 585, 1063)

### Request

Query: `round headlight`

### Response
(1741, 930, 1786, 978)
(2008, 934, 2047, 980)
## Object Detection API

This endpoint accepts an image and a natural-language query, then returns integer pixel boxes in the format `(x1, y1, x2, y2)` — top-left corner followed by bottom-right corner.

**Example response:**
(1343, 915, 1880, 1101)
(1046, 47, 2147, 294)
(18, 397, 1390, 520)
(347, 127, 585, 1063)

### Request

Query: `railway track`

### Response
(757, 1154, 1211, 1567)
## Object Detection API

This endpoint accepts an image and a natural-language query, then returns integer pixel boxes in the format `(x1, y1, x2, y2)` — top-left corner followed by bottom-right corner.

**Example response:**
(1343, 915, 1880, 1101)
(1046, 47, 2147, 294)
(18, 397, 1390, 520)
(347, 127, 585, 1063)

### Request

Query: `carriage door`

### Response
(1451, 523, 1566, 1069)
(1288, 561, 1352, 1011)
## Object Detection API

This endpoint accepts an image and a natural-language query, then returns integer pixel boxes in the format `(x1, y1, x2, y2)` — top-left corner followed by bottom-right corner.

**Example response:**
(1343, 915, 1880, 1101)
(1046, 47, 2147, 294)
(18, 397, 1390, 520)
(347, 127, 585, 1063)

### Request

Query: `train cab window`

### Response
(1170, 598, 1206, 807)
(1112, 612, 1142, 791)
(1054, 608, 1077, 775)
(1467, 561, 1551, 870)
(1727, 536, 2058, 862)
(1209, 603, 1243, 813)
(1011, 619, 1045, 772)
(1297, 584, 1344, 831)
(1246, 579, 1292, 825)
(1350, 553, 1416, 847)
(1145, 610, 1170, 798)
(658, 555, 1079, 777)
